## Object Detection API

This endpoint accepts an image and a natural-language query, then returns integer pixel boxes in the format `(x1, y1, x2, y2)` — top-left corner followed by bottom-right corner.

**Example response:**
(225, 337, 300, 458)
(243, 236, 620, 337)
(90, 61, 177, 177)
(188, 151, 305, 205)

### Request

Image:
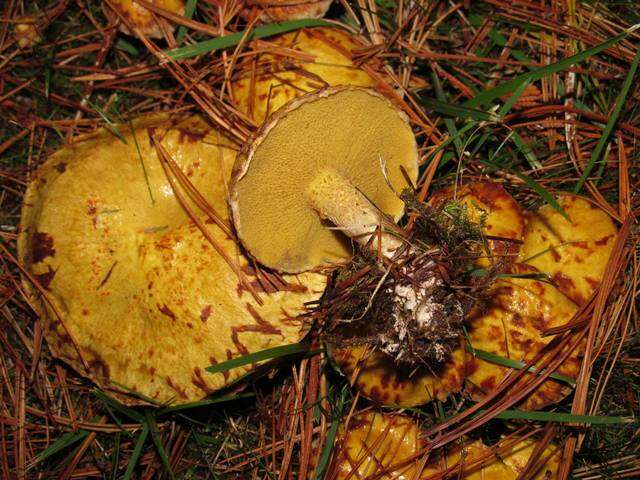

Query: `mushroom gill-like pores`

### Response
(19, 114, 325, 405)
(230, 28, 380, 124)
(230, 87, 419, 273)
(332, 411, 561, 480)
(103, 0, 185, 39)
(333, 185, 617, 409)
(242, 0, 333, 23)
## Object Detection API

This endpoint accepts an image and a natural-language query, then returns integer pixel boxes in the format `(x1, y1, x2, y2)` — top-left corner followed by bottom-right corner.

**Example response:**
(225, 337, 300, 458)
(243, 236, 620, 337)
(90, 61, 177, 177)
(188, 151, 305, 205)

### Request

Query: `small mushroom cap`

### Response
(19, 114, 325, 404)
(423, 436, 561, 479)
(14, 17, 41, 49)
(230, 27, 379, 124)
(103, 0, 185, 39)
(334, 265, 579, 409)
(429, 181, 525, 265)
(333, 411, 425, 479)
(519, 195, 617, 305)
(243, 0, 333, 23)
(230, 87, 419, 273)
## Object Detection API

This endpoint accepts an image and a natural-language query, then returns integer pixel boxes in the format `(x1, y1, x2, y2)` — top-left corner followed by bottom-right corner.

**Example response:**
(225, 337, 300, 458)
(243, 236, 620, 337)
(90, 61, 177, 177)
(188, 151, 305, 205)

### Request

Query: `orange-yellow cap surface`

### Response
(519, 195, 617, 305)
(104, 0, 185, 38)
(18, 114, 325, 404)
(230, 27, 379, 124)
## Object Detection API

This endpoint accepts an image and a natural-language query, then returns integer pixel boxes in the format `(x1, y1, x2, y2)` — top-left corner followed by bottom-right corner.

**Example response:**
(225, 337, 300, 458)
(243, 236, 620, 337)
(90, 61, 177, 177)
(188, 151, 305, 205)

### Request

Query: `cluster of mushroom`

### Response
(18, 26, 375, 403)
(19, 21, 617, 480)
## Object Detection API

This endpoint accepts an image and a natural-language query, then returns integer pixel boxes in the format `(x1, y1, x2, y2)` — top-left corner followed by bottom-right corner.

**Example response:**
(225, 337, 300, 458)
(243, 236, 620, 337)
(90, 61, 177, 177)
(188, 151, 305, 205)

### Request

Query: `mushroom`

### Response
(428, 181, 525, 266)
(103, 0, 185, 39)
(230, 27, 380, 124)
(421, 435, 561, 480)
(230, 87, 420, 273)
(331, 410, 560, 479)
(519, 195, 616, 306)
(332, 411, 425, 479)
(242, 0, 333, 23)
(332, 184, 616, 409)
(19, 114, 325, 404)
(14, 16, 41, 49)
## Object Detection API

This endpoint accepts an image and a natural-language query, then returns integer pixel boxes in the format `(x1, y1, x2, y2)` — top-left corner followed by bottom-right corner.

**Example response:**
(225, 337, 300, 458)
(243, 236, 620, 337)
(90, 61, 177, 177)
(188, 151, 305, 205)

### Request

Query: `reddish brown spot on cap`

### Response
(157, 304, 176, 322)
(32, 232, 55, 264)
(552, 272, 576, 294)
(595, 234, 613, 246)
(200, 305, 213, 322)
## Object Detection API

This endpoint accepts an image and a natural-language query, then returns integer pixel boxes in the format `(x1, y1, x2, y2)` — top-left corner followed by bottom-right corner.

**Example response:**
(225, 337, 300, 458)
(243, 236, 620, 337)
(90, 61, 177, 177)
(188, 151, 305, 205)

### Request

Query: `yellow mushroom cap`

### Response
(14, 17, 41, 49)
(422, 436, 561, 480)
(243, 0, 333, 23)
(519, 195, 617, 305)
(230, 87, 419, 273)
(230, 27, 379, 124)
(429, 181, 525, 265)
(332, 411, 425, 479)
(18, 114, 325, 404)
(103, 0, 185, 39)
(334, 263, 579, 409)
(332, 411, 561, 479)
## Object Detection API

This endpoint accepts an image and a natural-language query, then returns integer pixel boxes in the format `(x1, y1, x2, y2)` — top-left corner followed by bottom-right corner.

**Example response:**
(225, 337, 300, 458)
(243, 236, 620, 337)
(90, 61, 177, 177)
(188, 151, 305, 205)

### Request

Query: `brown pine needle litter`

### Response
(1, 1, 639, 479)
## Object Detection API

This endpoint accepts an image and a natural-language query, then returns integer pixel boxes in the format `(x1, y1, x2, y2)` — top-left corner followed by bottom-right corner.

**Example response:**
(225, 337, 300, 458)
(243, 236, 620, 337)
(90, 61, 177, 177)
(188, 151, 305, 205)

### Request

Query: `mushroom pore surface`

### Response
(231, 88, 419, 273)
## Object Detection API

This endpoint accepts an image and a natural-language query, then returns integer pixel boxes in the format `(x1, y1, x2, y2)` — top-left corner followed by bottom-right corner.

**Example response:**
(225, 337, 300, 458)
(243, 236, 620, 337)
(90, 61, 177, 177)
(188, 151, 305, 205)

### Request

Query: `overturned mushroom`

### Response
(230, 28, 380, 124)
(19, 114, 325, 404)
(103, 0, 185, 39)
(230, 87, 419, 273)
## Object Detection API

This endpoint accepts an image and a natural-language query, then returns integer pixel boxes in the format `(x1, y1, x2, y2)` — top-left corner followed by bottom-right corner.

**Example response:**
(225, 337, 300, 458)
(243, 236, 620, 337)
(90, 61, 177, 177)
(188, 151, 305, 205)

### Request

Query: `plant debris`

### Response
(321, 189, 501, 369)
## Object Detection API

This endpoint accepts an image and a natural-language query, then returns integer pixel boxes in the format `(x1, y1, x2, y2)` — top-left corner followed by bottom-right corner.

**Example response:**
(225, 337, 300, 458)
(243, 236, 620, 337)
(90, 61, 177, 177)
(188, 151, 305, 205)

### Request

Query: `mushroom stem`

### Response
(306, 169, 403, 258)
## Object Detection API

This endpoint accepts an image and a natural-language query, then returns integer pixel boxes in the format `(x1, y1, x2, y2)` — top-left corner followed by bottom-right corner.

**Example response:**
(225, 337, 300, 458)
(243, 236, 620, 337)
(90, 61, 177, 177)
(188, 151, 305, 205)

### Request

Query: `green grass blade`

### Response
(128, 120, 154, 205)
(115, 38, 139, 56)
(430, 70, 465, 158)
(481, 159, 568, 220)
(205, 343, 318, 374)
(491, 410, 633, 424)
(93, 390, 145, 422)
(574, 45, 640, 192)
(110, 432, 121, 480)
(158, 393, 255, 415)
(314, 387, 348, 480)
(468, 14, 531, 65)
(509, 130, 542, 170)
(145, 411, 174, 479)
(167, 19, 334, 60)
(464, 28, 636, 109)
(123, 424, 150, 480)
(176, 0, 198, 44)
(419, 97, 495, 122)
(466, 345, 576, 386)
(33, 429, 90, 464)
